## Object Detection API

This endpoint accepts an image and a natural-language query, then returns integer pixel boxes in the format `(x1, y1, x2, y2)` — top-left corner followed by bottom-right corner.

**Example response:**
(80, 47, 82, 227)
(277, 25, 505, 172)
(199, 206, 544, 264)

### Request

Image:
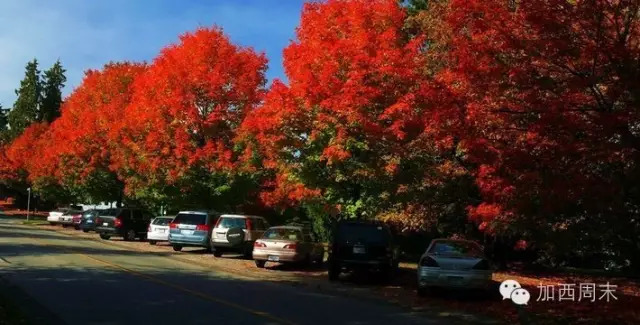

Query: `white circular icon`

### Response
(510, 288, 530, 305)
(499, 279, 522, 300)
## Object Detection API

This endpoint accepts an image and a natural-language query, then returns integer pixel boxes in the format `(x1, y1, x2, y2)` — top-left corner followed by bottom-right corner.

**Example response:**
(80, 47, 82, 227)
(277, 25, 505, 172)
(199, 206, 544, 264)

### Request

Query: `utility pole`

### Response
(26, 187, 31, 221)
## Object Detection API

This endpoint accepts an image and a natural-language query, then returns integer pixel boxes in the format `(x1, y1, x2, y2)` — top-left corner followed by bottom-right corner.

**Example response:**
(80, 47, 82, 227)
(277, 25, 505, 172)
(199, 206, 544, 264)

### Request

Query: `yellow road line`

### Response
(32, 238, 296, 325)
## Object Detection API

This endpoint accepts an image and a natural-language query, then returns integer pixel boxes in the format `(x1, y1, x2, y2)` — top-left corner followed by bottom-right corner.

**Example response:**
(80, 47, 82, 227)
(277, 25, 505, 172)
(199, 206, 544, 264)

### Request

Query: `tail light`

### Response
(169, 223, 178, 229)
(245, 218, 253, 230)
(473, 259, 490, 270)
(254, 241, 266, 248)
(114, 218, 122, 228)
(96, 217, 101, 224)
(196, 224, 209, 232)
(283, 243, 297, 250)
(420, 256, 439, 267)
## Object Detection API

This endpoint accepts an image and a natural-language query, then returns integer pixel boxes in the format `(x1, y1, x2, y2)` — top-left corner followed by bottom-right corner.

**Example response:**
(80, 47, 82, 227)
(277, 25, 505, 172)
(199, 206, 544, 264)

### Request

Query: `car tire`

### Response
(172, 245, 182, 252)
(49, 222, 56, 226)
(124, 229, 136, 241)
(99, 234, 111, 240)
(213, 249, 222, 257)
(82, 229, 89, 233)
(328, 262, 340, 281)
(255, 260, 266, 268)
(149, 240, 157, 245)
(62, 224, 69, 228)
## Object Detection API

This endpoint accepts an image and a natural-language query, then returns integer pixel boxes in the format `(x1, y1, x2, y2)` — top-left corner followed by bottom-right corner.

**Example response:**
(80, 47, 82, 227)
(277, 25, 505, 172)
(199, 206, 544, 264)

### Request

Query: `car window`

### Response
(263, 228, 303, 241)
(429, 241, 483, 257)
(336, 223, 391, 244)
(173, 213, 207, 225)
(254, 218, 266, 230)
(152, 217, 173, 226)
(217, 217, 246, 229)
(100, 209, 118, 217)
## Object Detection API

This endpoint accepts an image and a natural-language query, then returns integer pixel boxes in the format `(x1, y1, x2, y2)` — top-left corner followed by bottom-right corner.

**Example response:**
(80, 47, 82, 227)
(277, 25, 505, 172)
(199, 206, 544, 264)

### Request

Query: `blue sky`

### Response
(0, 0, 306, 107)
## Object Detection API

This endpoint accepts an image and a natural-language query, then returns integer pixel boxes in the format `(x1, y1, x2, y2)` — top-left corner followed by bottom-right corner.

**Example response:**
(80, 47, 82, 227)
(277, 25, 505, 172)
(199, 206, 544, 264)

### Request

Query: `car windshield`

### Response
(429, 241, 483, 257)
(82, 210, 99, 218)
(218, 217, 246, 229)
(173, 213, 206, 225)
(263, 228, 303, 241)
(337, 223, 390, 244)
(153, 217, 174, 226)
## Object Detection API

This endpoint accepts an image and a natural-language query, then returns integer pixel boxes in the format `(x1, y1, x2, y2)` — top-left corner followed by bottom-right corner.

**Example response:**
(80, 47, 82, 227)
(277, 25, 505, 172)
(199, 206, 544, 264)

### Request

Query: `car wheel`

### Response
(49, 222, 56, 226)
(124, 229, 136, 241)
(213, 249, 223, 257)
(99, 234, 111, 240)
(328, 262, 340, 281)
(62, 224, 69, 228)
(255, 260, 266, 268)
(82, 229, 89, 233)
(149, 240, 157, 245)
(172, 245, 182, 252)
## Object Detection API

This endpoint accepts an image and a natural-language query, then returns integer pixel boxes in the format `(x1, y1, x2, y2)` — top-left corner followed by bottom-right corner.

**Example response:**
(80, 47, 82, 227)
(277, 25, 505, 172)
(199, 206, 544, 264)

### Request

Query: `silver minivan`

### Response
(210, 214, 269, 258)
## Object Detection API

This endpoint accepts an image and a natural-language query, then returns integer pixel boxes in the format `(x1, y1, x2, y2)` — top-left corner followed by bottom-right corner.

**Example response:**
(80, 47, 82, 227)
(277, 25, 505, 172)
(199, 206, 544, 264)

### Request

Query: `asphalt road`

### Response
(0, 217, 460, 325)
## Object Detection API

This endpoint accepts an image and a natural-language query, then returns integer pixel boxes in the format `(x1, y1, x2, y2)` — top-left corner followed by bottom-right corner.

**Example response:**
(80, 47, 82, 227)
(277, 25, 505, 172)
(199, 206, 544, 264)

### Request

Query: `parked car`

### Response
(168, 211, 218, 251)
(95, 208, 154, 241)
(78, 209, 105, 232)
(47, 209, 68, 225)
(147, 216, 174, 245)
(253, 225, 324, 268)
(417, 239, 493, 296)
(59, 210, 83, 228)
(327, 220, 399, 281)
(210, 214, 269, 258)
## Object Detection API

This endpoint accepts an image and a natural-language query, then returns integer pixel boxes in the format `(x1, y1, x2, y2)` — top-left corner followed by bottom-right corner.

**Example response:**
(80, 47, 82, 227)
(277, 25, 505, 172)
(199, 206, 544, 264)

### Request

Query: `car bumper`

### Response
(169, 234, 209, 247)
(47, 217, 60, 223)
(417, 267, 493, 289)
(253, 249, 304, 262)
(95, 227, 122, 236)
(148, 232, 169, 241)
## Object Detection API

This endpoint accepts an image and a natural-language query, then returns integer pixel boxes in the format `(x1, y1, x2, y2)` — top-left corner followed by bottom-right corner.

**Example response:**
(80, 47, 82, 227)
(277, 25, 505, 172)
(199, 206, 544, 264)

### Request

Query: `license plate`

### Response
(268, 255, 280, 262)
(353, 246, 366, 254)
(159, 229, 166, 233)
(102, 222, 108, 226)
(181, 230, 194, 235)
(87, 220, 93, 223)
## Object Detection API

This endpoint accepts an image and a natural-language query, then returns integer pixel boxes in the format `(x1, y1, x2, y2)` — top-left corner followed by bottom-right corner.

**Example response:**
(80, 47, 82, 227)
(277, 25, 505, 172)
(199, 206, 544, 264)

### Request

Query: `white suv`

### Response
(210, 214, 269, 258)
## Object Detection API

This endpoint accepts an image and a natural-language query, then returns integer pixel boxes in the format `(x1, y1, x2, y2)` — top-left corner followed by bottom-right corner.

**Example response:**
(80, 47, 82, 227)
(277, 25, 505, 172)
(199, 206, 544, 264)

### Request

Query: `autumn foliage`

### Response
(1, 0, 639, 270)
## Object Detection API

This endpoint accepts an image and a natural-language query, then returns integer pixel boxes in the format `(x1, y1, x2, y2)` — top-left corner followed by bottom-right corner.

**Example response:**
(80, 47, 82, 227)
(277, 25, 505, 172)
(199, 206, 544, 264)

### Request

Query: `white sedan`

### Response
(147, 216, 174, 245)
(47, 209, 69, 225)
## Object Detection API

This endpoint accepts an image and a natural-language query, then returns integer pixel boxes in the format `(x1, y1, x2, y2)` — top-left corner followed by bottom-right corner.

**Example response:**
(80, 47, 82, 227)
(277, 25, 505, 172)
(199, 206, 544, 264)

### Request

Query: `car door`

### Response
(130, 209, 143, 233)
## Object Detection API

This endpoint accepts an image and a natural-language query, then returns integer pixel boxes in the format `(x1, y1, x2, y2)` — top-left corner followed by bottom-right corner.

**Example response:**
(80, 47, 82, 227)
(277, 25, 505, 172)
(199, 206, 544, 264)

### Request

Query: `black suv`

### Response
(328, 220, 399, 281)
(95, 208, 154, 241)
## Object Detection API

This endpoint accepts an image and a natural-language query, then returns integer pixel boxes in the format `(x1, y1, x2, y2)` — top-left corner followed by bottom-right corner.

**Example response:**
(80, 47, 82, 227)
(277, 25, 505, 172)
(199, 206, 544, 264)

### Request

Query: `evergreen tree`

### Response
(0, 104, 8, 144)
(40, 60, 66, 123)
(7, 59, 41, 138)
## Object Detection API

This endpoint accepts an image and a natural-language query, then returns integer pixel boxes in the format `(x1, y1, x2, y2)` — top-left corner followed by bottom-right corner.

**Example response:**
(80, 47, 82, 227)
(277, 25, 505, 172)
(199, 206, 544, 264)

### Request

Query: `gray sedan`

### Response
(252, 225, 324, 268)
(417, 239, 493, 296)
